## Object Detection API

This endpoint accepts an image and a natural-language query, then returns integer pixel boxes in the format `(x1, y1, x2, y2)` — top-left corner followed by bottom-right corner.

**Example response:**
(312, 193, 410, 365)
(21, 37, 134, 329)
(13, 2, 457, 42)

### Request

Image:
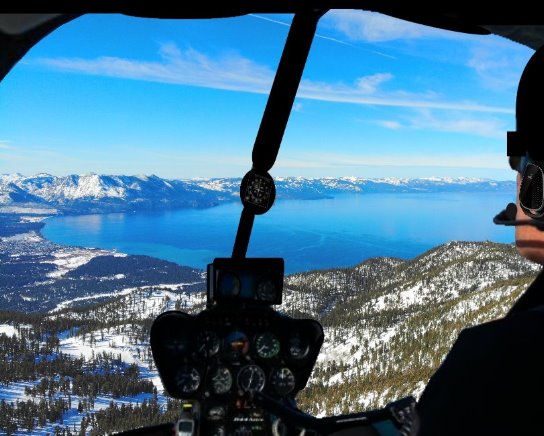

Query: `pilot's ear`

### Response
(509, 156, 521, 172)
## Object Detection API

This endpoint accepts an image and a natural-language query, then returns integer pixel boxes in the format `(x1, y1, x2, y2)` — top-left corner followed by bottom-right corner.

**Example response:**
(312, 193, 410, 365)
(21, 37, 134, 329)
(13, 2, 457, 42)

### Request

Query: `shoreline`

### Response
(0, 212, 208, 313)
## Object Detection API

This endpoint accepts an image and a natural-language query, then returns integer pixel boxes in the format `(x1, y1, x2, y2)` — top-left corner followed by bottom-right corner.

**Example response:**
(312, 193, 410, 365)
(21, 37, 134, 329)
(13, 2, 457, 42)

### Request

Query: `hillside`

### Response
(0, 239, 540, 433)
(283, 241, 541, 414)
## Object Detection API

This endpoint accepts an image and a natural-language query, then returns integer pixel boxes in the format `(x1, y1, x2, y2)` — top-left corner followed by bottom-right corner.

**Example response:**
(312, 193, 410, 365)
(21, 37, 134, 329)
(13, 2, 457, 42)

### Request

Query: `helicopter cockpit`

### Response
(142, 11, 415, 434)
(2, 5, 544, 436)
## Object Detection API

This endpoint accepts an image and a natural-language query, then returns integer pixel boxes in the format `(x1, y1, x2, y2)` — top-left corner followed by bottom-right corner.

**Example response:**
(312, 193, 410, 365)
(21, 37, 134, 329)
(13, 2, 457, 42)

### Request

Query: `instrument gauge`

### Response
(256, 277, 277, 301)
(225, 331, 249, 361)
(162, 336, 188, 355)
(255, 332, 280, 359)
(287, 334, 310, 360)
(207, 406, 226, 421)
(209, 366, 233, 395)
(174, 365, 201, 396)
(218, 271, 241, 297)
(211, 426, 226, 436)
(197, 330, 220, 357)
(237, 364, 266, 393)
(270, 367, 296, 396)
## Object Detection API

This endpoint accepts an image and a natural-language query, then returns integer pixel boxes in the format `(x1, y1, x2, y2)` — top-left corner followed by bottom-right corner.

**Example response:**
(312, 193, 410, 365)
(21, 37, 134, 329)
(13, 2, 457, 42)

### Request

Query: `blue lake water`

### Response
(42, 192, 517, 274)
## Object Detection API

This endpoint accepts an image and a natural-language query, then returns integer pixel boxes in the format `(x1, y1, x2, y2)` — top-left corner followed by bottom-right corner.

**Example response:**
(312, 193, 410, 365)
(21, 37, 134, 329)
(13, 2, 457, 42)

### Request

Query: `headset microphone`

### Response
(493, 202, 544, 229)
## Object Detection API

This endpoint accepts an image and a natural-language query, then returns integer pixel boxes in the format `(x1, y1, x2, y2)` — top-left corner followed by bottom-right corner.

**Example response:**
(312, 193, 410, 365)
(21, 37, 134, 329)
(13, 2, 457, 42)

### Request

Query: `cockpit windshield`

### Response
(0, 11, 538, 435)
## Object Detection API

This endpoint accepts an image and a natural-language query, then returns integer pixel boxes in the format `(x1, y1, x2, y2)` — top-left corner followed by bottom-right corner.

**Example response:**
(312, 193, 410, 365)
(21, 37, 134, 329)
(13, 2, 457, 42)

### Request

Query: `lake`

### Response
(42, 192, 517, 274)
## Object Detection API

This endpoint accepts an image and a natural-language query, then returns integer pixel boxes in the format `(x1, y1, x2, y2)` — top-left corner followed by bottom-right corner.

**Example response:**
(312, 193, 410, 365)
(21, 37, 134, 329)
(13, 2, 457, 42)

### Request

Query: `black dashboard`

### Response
(150, 304, 324, 435)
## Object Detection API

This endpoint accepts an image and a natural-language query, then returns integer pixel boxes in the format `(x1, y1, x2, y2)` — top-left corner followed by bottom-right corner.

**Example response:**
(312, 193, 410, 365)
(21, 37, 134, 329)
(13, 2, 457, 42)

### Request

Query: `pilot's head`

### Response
(508, 44, 544, 264)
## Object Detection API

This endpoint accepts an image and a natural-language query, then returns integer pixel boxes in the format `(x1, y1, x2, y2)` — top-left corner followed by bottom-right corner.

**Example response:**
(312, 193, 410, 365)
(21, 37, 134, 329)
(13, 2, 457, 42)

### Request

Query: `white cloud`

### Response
(323, 10, 462, 42)
(324, 10, 532, 94)
(370, 109, 507, 138)
(467, 46, 532, 91)
(38, 42, 275, 94)
(355, 73, 393, 94)
(407, 109, 506, 138)
(34, 42, 512, 114)
(277, 151, 508, 170)
(375, 120, 402, 130)
(0, 140, 12, 149)
(297, 78, 511, 113)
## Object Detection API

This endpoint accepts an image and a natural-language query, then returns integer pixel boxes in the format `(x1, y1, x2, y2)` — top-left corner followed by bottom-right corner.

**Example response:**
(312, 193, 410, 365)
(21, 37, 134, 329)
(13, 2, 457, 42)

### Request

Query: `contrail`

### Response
(248, 13, 395, 59)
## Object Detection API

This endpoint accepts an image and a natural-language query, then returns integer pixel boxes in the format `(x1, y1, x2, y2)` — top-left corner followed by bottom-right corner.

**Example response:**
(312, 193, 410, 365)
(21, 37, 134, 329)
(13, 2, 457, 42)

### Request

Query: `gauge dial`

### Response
(207, 405, 226, 421)
(255, 332, 280, 359)
(174, 365, 201, 395)
(256, 277, 277, 301)
(211, 426, 226, 436)
(270, 367, 296, 396)
(218, 271, 241, 297)
(237, 364, 266, 393)
(163, 336, 188, 355)
(197, 330, 220, 357)
(209, 366, 233, 395)
(225, 331, 250, 361)
(272, 417, 287, 436)
(288, 335, 310, 360)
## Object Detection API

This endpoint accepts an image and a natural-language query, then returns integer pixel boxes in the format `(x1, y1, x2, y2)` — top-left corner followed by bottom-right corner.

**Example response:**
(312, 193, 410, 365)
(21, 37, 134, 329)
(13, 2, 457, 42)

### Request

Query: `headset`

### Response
(495, 44, 544, 230)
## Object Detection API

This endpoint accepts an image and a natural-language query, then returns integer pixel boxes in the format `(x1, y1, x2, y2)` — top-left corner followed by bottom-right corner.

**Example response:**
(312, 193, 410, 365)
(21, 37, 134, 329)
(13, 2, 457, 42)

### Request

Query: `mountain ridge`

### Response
(0, 173, 515, 215)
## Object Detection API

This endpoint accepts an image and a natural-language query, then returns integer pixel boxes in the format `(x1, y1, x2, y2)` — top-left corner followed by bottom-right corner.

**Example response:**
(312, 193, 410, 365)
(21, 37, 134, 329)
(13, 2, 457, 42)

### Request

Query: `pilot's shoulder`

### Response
(414, 307, 544, 435)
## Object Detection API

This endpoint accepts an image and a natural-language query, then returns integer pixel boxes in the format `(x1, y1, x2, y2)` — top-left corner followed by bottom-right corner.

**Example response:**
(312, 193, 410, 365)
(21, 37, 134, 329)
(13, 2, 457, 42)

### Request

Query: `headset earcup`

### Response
(520, 162, 544, 217)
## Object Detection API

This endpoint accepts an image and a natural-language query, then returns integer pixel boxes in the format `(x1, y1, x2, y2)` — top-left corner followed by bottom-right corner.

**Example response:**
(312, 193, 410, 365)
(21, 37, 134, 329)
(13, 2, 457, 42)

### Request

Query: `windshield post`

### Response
(232, 9, 326, 258)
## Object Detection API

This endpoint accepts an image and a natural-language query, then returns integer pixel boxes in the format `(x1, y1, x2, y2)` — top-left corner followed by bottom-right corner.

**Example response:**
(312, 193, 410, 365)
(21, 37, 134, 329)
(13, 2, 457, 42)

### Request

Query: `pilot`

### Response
(411, 44, 544, 435)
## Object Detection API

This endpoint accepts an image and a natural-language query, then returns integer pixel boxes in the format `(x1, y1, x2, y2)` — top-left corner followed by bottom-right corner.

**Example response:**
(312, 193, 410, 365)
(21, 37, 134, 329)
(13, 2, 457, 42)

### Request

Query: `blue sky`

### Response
(0, 12, 535, 180)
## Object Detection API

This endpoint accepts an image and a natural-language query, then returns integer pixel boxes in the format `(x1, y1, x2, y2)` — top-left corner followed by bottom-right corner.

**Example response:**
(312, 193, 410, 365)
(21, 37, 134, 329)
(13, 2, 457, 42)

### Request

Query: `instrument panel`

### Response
(150, 305, 323, 435)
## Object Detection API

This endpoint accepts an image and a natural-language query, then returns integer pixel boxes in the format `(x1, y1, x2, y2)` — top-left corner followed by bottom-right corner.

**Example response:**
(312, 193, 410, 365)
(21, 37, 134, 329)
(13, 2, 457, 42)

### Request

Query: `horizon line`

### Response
(1, 172, 515, 182)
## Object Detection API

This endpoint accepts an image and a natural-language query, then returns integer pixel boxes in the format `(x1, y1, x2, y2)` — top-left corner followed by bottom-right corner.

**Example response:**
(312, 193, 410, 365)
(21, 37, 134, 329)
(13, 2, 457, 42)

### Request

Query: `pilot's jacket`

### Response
(413, 268, 544, 436)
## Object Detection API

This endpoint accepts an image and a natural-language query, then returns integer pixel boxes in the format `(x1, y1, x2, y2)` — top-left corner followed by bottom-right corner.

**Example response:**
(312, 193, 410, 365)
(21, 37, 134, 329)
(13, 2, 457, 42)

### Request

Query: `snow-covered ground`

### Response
(0, 284, 203, 434)
(50, 286, 205, 314)
(0, 231, 43, 244)
(0, 324, 18, 337)
(0, 377, 163, 435)
(45, 248, 118, 278)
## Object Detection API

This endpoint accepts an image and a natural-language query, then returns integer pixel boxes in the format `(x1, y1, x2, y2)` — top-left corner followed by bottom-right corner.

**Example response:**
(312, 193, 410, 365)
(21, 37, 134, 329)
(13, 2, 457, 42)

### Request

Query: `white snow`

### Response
(0, 231, 43, 243)
(0, 324, 17, 337)
(50, 287, 137, 312)
(197, 181, 228, 191)
(21, 295, 37, 302)
(0, 206, 56, 214)
(50, 285, 205, 314)
(19, 215, 50, 223)
(45, 248, 111, 278)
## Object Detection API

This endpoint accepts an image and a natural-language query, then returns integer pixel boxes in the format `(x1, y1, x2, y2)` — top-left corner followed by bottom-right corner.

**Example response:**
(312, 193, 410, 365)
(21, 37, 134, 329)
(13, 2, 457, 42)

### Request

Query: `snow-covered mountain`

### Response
(282, 241, 541, 414)
(1, 237, 539, 432)
(0, 173, 515, 214)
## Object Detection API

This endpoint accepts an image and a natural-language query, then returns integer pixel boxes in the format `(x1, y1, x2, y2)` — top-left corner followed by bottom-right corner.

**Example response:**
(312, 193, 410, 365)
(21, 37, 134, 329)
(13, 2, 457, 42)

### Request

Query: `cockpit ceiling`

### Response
(1, 9, 544, 83)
